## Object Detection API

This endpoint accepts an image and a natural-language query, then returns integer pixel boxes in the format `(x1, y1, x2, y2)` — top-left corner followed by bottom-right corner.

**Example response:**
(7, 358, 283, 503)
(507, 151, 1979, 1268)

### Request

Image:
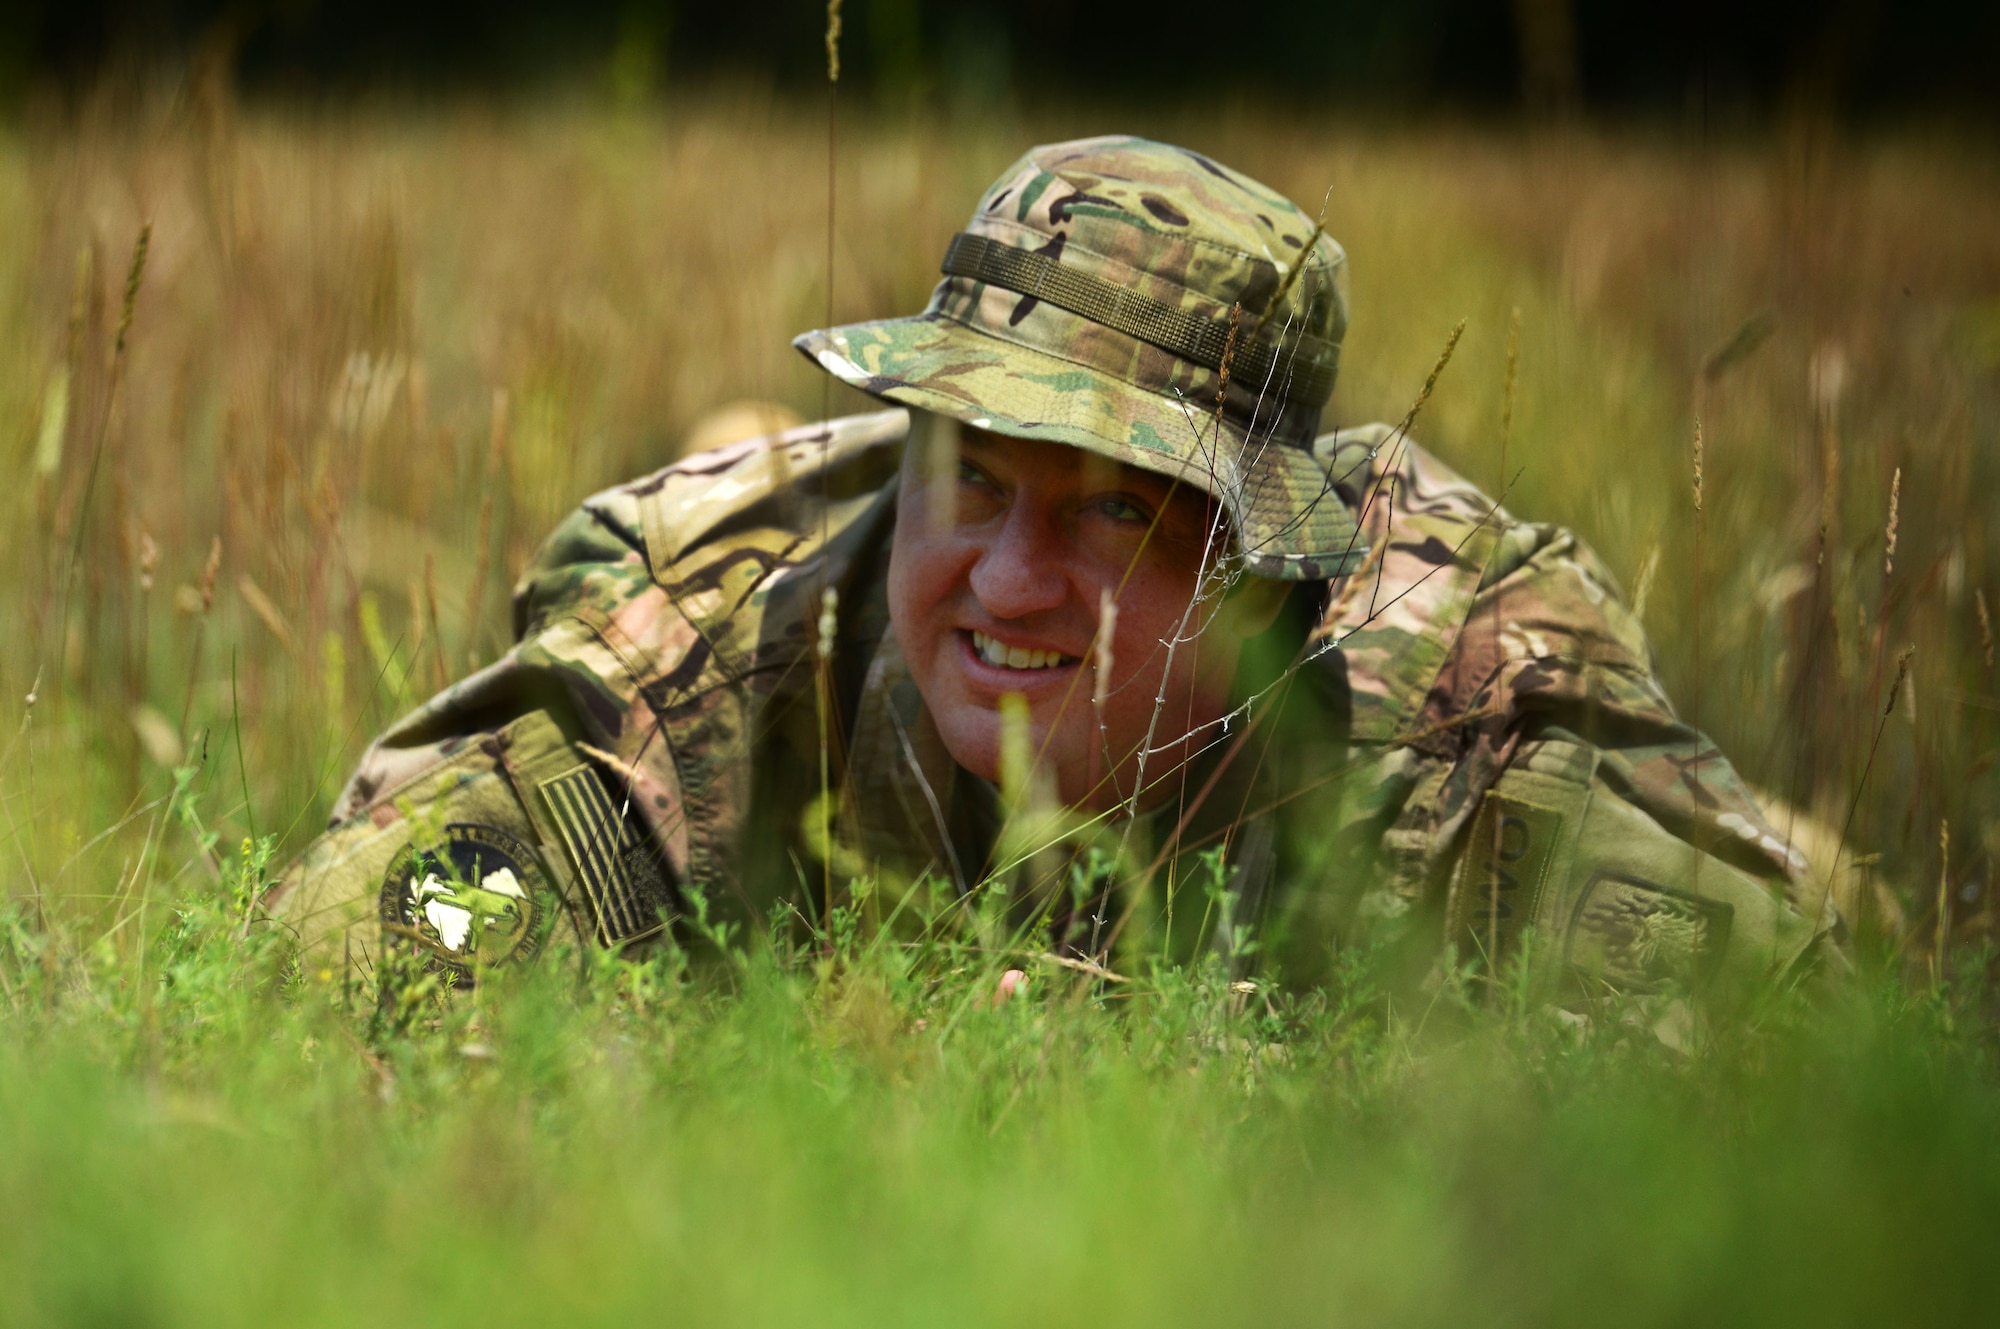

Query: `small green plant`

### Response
(4, 88, 2000, 1328)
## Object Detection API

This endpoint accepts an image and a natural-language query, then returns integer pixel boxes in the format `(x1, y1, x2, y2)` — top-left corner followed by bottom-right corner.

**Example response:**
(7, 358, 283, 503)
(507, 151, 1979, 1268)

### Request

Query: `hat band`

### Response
(940, 232, 1339, 414)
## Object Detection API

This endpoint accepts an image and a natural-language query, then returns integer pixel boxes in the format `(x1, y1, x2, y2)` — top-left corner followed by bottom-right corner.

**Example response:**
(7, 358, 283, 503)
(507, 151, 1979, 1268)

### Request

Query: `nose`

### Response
(967, 496, 1070, 620)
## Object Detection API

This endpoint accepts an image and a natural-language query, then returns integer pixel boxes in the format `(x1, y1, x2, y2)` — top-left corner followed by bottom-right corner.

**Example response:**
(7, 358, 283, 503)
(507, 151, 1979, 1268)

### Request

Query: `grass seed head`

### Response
(1249, 218, 1326, 347)
(1093, 587, 1118, 711)
(113, 223, 151, 361)
(1384, 319, 1466, 452)
(1884, 466, 1901, 580)
(1691, 418, 1704, 515)
(1885, 645, 1915, 718)
(817, 586, 840, 660)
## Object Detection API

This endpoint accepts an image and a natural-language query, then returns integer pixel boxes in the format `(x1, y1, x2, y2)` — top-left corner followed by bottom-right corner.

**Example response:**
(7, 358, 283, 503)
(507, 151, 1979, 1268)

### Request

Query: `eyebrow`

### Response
(959, 430, 1194, 510)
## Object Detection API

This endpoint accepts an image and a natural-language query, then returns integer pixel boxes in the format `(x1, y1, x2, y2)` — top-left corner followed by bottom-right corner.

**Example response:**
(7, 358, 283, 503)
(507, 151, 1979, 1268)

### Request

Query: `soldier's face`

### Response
(889, 416, 1284, 812)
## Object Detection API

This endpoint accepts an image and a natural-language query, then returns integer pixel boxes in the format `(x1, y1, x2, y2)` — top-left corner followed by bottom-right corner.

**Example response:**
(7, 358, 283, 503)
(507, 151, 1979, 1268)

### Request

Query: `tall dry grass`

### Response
(3, 83, 1999, 974)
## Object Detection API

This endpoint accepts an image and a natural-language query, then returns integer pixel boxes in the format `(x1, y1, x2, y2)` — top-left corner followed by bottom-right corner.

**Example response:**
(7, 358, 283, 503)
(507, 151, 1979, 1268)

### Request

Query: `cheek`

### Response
(888, 517, 965, 657)
(1101, 579, 1235, 716)
(1104, 572, 1196, 685)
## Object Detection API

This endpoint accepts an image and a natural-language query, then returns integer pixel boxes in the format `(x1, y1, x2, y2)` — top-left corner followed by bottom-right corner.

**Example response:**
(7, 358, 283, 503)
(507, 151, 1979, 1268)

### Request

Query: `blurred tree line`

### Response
(1, 0, 1996, 119)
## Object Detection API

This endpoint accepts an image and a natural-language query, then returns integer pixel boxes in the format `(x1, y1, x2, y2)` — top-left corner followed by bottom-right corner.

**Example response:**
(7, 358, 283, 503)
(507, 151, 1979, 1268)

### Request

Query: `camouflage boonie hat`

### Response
(794, 135, 1365, 580)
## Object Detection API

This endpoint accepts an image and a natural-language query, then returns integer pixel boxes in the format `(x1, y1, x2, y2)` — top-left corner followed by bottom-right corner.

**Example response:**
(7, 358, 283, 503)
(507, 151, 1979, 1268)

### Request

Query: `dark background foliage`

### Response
(5, 0, 1997, 119)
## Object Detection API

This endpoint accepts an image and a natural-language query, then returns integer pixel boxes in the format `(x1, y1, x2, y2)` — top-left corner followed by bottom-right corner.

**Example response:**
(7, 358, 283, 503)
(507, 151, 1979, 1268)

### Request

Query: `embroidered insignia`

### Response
(380, 823, 555, 977)
(1565, 872, 1734, 993)
(538, 764, 676, 946)
(1453, 792, 1564, 964)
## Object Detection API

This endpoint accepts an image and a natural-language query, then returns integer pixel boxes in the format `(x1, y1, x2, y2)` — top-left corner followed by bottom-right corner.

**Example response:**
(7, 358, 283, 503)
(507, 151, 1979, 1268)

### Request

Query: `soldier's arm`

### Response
(264, 487, 680, 981)
(1440, 516, 1845, 1005)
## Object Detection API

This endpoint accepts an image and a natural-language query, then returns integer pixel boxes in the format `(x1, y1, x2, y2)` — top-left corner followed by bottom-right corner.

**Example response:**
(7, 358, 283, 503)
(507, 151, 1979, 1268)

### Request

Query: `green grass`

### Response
(4, 88, 2000, 1324)
(5, 884, 2000, 1327)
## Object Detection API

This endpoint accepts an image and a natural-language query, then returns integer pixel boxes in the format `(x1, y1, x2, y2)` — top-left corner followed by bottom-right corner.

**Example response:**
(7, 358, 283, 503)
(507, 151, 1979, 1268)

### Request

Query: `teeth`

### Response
(972, 631, 1074, 671)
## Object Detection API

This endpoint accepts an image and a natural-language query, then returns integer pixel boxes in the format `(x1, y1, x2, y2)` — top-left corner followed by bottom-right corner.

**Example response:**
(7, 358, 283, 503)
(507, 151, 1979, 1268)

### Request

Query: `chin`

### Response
(933, 699, 1098, 801)
(932, 706, 1002, 785)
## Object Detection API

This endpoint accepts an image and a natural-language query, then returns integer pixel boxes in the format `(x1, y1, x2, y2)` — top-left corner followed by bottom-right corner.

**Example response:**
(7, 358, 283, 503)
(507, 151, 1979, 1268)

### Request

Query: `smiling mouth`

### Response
(969, 630, 1081, 672)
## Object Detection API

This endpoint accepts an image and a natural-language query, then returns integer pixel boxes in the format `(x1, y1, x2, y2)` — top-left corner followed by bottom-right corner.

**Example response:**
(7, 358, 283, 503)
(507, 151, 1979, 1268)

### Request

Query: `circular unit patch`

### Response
(380, 823, 555, 977)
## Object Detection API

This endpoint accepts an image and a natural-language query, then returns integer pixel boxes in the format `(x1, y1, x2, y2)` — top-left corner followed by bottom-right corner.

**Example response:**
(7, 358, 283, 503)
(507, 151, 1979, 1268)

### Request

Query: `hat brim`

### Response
(795, 314, 1368, 581)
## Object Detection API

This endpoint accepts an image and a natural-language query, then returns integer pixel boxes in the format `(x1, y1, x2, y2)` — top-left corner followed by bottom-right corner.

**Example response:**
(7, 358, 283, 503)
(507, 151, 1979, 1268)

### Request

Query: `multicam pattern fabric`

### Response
(1280, 424, 1833, 997)
(796, 135, 1366, 581)
(268, 410, 1840, 1002)
(270, 412, 908, 971)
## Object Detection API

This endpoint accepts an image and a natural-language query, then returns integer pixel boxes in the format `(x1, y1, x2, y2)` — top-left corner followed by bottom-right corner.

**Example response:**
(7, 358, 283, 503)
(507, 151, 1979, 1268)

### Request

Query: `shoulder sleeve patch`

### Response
(1565, 872, 1734, 994)
(381, 820, 560, 979)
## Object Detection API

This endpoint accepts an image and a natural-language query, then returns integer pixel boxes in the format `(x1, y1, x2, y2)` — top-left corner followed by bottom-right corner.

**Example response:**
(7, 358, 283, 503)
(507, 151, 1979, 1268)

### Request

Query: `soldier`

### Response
(271, 136, 1840, 1005)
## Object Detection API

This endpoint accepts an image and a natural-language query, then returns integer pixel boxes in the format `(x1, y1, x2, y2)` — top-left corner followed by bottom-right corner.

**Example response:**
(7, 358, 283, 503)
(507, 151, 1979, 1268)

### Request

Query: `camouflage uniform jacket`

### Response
(271, 410, 1838, 1000)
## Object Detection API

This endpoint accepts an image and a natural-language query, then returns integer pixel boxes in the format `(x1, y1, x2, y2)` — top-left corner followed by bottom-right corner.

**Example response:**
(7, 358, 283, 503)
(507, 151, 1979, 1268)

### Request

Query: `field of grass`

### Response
(4, 83, 2000, 1324)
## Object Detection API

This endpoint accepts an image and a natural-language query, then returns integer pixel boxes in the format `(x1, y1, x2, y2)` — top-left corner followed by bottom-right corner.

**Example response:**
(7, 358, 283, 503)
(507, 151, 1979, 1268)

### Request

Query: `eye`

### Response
(1093, 495, 1149, 523)
(958, 459, 994, 487)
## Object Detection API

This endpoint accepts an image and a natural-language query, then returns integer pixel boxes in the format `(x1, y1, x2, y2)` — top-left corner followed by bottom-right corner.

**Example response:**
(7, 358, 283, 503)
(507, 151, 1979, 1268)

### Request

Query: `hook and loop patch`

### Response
(1453, 792, 1565, 965)
(1566, 873, 1734, 993)
(539, 764, 676, 947)
(379, 823, 556, 979)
